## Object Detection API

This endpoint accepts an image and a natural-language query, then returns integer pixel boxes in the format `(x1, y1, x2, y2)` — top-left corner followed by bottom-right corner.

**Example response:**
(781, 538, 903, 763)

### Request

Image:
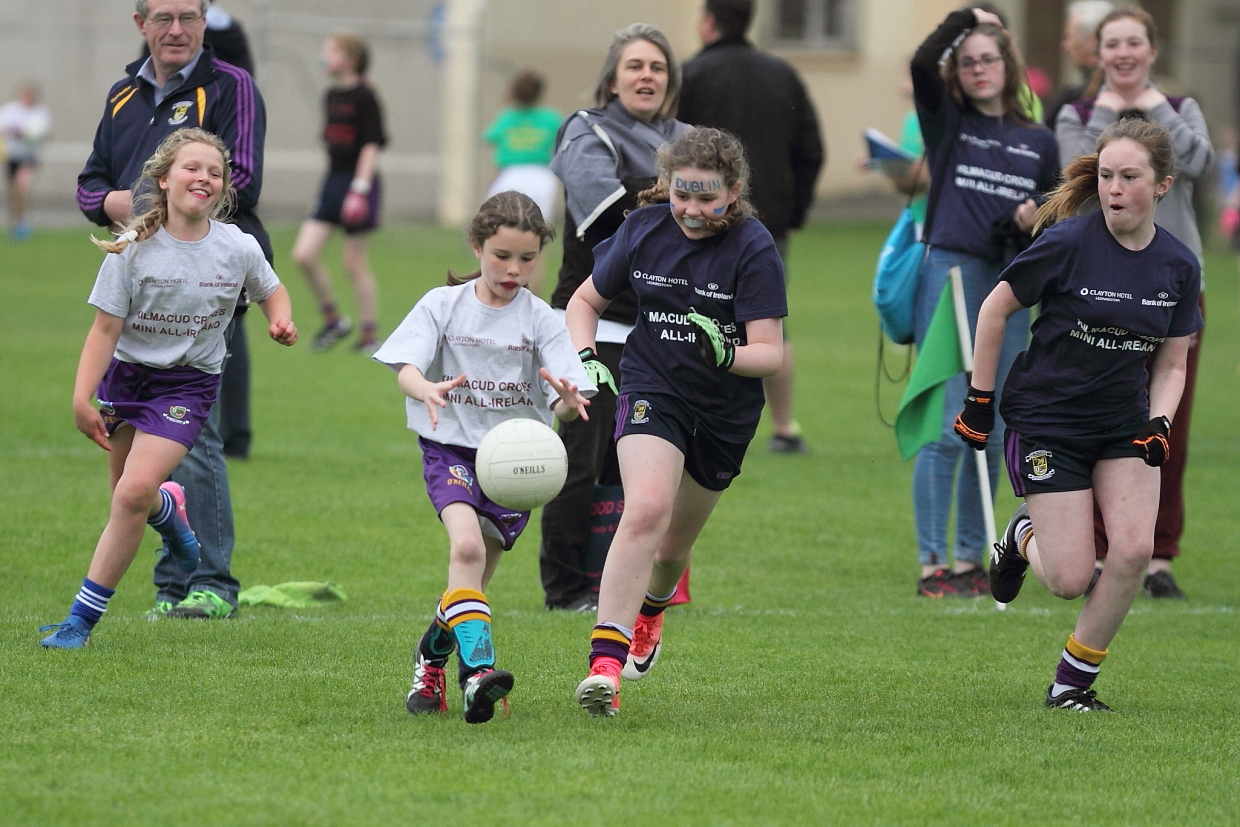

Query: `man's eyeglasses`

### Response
(958, 54, 1004, 71)
(146, 12, 204, 30)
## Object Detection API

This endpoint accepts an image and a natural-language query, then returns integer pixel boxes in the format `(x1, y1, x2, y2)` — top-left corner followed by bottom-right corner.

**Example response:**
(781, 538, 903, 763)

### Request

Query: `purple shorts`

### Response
(419, 438, 530, 550)
(97, 359, 220, 449)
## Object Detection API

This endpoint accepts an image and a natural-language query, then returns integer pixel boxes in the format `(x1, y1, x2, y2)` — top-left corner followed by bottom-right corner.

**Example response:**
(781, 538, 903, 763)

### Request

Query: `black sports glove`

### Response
(953, 386, 994, 451)
(1133, 415, 1171, 467)
(686, 308, 735, 371)
(577, 348, 618, 395)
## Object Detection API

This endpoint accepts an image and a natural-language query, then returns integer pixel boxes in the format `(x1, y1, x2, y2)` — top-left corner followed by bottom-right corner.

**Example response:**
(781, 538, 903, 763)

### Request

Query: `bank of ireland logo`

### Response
(1025, 449, 1055, 481)
(1159, 292, 1168, 299)
(168, 101, 193, 125)
(449, 464, 474, 488)
(631, 399, 650, 424)
(168, 405, 188, 420)
(708, 283, 719, 290)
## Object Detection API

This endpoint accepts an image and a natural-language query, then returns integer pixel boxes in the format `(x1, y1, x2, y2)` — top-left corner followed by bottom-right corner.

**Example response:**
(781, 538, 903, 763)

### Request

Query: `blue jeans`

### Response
(155, 327, 239, 607)
(912, 248, 1028, 567)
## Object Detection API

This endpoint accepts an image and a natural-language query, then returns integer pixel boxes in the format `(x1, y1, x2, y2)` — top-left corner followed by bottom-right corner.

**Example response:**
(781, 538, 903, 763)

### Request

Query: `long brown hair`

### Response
(1034, 116, 1174, 232)
(1084, 6, 1158, 99)
(940, 23, 1034, 126)
(92, 128, 234, 254)
(638, 127, 754, 234)
(447, 190, 556, 285)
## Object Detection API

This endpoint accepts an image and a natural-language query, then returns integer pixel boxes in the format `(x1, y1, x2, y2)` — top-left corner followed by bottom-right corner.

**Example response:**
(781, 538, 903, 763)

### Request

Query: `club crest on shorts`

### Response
(448, 464, 474, 489)
(631, 399, 650, 424)
(1025, 449, 1055, 481)
(168, 405, 188, 420)
(168, 101, 193, 125)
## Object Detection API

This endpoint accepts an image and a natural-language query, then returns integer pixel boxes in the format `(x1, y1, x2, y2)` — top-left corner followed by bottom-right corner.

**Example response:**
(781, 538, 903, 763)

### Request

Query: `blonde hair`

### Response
(447, 190, 556, 285)
(92, 128, 235, 254)
(638, 127, 754, 233)
(1034, 116, 1174, 232)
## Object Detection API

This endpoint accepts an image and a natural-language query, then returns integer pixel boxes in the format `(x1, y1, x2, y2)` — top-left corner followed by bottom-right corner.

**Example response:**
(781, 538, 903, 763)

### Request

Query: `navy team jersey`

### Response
(591, 205, 787, 441)
(999, 211, 1203, 435)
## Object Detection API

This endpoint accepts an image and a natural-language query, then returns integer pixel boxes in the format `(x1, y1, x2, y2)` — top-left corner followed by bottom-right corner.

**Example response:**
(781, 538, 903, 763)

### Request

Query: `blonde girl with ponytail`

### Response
(40, 128, 296, 649)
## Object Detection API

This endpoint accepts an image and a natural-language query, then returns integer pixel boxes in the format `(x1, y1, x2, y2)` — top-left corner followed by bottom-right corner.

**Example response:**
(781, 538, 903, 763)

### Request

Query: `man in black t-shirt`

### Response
(679, 0, 824, 454)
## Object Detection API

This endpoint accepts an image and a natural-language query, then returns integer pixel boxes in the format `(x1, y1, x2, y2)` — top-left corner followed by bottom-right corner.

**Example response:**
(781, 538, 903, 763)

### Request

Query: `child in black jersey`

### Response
(567, 128, 787, 717)
(956, 117, 1203, 711)
(293, 34, 388, 354)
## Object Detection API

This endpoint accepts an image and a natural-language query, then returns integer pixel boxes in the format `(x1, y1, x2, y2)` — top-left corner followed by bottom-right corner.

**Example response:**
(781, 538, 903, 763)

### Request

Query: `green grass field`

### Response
(2, 220, 1237, 826)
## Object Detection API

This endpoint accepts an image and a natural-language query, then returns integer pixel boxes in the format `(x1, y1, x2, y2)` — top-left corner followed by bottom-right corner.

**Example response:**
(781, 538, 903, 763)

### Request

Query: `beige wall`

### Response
(4, 0, 1238, 226)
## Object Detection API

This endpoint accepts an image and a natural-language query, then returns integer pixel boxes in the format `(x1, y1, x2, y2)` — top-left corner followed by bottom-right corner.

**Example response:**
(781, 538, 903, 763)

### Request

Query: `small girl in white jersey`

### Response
(372, 190, 598, 723)
(40, 128, 297, 649)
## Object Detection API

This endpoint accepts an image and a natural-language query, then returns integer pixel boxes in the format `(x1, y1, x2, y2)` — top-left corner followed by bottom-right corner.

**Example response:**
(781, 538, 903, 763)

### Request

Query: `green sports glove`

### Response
(687, 308, 736, 371)
(577, 348, 618, 395)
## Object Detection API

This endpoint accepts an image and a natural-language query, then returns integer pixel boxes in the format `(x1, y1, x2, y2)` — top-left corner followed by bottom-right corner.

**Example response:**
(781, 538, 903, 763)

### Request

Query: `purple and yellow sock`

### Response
(440, 588, 494, 681)
(589, 622, 632, 666)
(1016, 519, 1034, 560)
(1051, 633, 1108, 696)
(638, 586, 677, 619)
(321, 304, 340, 325)
(68, 578, 115, 628)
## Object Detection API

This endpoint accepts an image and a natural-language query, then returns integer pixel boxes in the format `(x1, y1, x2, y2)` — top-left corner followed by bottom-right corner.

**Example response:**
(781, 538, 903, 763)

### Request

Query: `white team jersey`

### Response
(88, 222, 281, 374)
(372, 281, 594, 448)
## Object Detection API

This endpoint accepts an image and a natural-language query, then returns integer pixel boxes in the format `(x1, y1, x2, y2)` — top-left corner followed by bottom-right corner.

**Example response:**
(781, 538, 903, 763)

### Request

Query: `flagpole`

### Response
(948, 267, 1005, 612)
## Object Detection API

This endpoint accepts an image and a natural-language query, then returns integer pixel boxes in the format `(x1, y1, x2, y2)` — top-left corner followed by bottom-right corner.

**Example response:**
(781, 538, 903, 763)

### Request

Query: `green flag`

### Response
(895, 281, 964, 460)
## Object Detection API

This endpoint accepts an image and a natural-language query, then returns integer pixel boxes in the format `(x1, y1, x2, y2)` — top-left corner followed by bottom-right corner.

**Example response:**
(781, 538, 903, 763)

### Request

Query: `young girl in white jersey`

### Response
(41, 128, 297, 649)
(566, 127, 787, 717)
(956, 117, 1202, 711)
(372, 191, 597, 724)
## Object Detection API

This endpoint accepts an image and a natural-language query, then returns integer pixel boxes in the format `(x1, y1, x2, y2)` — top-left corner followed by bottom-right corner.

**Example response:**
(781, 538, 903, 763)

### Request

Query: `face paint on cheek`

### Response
(712, 205, 727, 215)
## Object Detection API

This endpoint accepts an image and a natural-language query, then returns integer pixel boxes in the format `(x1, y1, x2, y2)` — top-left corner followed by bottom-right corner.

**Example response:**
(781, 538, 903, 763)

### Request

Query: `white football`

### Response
(474, 418, 568, 511)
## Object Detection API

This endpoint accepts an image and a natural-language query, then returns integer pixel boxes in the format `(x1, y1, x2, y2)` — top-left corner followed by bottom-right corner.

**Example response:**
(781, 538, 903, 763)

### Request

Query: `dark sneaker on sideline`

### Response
(167, 590, 237, 619)
(1143, 570, 1186, 599)
(406, 651, 448, 715)
(1045, 685, 1113, 712)
(547, 594, 598, 612)
(769, 433, 810, 454)
(990, 503, 1031, 604)
(462, 668, 513, 724)
(310, 316, 353, 352)
(950, 567, 991, 597)
(916, 568, 963, 598)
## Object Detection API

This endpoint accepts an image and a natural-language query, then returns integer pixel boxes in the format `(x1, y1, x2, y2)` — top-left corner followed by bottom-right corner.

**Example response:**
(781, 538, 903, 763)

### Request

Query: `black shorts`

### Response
(1004, 425, 1146, 496)
(310, 171, 382, 234)
(614, 391, 750, 491)
(7, 159, 36, 180)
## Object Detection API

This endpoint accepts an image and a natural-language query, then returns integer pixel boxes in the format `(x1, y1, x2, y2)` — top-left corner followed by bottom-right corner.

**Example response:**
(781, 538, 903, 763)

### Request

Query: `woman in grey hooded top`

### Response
(539, 24, 690, 612)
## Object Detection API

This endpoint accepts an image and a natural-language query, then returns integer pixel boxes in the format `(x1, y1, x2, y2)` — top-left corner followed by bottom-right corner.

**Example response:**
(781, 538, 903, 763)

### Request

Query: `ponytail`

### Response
(1034, 153, 1098, 233)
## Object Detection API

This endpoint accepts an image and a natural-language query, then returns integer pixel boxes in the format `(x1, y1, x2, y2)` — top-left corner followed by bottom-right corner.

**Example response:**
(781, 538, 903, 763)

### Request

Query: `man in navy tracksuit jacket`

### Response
(76, 0, 269, 619)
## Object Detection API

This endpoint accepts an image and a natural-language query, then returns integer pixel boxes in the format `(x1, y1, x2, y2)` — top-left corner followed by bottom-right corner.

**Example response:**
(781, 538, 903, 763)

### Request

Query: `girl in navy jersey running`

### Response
(955, 117, 1203, 711)
(567, 127, 787, 717)
(40, 128, 297, 649)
